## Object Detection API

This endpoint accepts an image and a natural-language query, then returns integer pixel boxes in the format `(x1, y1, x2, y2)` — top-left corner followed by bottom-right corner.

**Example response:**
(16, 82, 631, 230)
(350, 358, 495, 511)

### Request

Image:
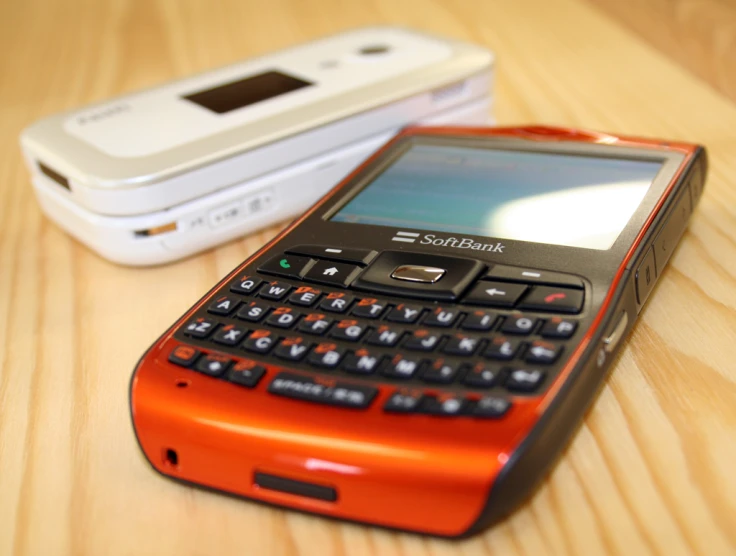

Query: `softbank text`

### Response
(419, 234, 505, 253)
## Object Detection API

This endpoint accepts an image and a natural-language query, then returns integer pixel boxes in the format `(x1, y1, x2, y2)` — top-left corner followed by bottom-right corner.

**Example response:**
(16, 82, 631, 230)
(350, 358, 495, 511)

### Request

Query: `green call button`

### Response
(258, 254, 313, 279)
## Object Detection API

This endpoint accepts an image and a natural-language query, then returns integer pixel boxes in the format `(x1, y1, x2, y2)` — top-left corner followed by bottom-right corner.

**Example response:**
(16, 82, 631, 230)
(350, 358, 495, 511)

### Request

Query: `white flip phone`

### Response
(20, 27, 495, 265)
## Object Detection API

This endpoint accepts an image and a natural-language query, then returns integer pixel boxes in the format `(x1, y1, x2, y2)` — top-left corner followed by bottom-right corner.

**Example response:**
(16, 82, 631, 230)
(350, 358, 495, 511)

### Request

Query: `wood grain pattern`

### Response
(1, 0, 735, 554)
(585, 0, 736, 104)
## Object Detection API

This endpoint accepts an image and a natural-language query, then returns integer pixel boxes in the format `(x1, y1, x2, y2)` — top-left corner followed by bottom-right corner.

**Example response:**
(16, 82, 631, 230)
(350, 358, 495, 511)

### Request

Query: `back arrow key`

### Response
(464, 281, 528, 308)
(485, 288, 506, 296)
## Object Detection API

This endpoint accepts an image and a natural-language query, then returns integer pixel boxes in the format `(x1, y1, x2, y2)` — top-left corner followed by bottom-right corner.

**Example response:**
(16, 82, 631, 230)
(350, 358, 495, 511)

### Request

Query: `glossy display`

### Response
(331, 144, 663, 249)
(183, 70, 312, 114)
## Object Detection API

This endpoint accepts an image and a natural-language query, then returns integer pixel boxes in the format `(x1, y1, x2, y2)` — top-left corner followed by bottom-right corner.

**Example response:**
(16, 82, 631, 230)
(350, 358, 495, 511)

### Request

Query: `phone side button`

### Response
(635, 245, 657, 306)
(603, 312, 629, 354)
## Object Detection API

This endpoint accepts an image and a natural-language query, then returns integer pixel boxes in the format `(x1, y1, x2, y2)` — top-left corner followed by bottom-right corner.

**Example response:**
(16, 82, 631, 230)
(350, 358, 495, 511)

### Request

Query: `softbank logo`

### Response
(392, 231, 505, 253)
(391, 231, 420, 243)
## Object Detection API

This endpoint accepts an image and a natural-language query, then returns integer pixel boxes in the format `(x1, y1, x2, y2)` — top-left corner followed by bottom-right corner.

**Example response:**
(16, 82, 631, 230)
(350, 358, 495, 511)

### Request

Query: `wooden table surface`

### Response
(2, 0, 736, 554)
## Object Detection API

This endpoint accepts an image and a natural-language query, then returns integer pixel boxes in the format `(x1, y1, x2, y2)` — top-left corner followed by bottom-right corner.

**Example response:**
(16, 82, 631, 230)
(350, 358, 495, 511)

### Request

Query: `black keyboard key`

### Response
(297, 313, 333, 336)
(525, 340, 562, 364)
(384, 389, 424, 413)
(365, 325, 403, 347)
(403, 330, 441, 352)
(464, 281, 527, 308)
(207, 294, 241, 316)
(463, 363, 499, 388)
(461, 310, 497, 331)
(423, 307, 459, 327)
(288, 286, 322, 307)
(385, 303, 423, 324)
(258, 254, 313, 279)
(268, 371, 377, 409)
(306, 343, 345, 368)
(212, 324, 248, 346)
(484, 336, 521, 360)
(541, 317, 577, 339)
(319, 292, 354, 313)
(472, 397, 511, 418)
(342, 348, 383, 375)
(381, 355, 422, 379)
(227, 360, 266, 388)
(443, 335, 480, 356)
(274, 337, 312, 361)
(329, 319, 367, 342)
(303, 260, 362, 287)
(259, 281, 292, 301)
(183, 317, 217, 338)
(265, 307, 301, 329)
(517, 286, 584, 314)
(420, 395, 467, 416)
(422, 359, 459, 384)
(351, 297, 387, 319)
(286, 245, 378, 265)
(484, 265, 583, 289)
(505, 368, 546, 392)
(242, 330, 279, 354)
(501, 315, 539, 335)
(168, 345, 200, 367)
(230, 275, 262, 295)
(236, 300, 270, 323)
(195, 354, 231, 377)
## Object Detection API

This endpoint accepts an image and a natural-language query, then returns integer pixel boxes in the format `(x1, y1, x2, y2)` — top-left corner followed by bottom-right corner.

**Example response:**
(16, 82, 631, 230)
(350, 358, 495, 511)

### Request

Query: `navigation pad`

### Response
(352, 251, 484, 301)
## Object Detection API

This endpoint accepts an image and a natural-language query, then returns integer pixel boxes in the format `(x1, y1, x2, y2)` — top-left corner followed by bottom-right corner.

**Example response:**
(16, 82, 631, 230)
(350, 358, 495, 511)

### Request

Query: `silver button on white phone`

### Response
(390, 265, 446, 283)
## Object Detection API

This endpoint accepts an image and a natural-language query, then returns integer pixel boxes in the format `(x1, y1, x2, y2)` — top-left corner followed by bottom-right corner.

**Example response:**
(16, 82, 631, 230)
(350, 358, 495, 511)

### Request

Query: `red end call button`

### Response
(517, 286, 584, 314)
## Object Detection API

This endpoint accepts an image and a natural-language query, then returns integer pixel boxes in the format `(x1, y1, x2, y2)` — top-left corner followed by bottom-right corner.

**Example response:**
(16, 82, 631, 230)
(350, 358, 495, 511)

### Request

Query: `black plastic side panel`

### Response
(462, 147, 707, 537)
(461, 269, 637, 536)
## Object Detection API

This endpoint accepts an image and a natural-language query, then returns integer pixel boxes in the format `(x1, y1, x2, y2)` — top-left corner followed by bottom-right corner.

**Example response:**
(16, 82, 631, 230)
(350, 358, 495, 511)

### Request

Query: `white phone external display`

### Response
(20, 27, 495, 265)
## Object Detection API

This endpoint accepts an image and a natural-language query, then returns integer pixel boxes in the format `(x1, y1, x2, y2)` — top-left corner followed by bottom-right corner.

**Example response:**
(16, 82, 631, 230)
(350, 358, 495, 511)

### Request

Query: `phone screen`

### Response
(183, 70, 313, 114)
(331, 144, 663, 250)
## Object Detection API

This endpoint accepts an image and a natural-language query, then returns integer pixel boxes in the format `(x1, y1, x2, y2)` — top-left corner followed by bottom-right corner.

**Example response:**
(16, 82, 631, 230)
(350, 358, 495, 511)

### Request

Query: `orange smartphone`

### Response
(129, 126, 706, 537)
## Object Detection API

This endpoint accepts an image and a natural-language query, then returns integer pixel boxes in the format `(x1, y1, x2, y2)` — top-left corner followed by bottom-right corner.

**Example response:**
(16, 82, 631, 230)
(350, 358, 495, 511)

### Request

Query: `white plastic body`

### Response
(21, 27, 494, 216)
(32, 96, 492, 266)
(20, 26, 495, 265)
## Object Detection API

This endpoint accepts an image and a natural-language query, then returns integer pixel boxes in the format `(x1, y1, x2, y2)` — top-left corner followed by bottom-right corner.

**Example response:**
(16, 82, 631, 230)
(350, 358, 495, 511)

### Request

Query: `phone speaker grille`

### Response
(254, 472, 337, 502)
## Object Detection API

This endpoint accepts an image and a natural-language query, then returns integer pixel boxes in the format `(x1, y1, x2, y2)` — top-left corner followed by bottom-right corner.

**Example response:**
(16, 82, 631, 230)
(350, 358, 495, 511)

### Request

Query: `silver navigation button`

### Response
(390, 265, 446, 284)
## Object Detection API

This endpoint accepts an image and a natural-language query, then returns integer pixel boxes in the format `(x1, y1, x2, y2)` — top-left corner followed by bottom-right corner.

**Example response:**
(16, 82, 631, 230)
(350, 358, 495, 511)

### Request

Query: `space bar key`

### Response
(267, 372, 377, 409)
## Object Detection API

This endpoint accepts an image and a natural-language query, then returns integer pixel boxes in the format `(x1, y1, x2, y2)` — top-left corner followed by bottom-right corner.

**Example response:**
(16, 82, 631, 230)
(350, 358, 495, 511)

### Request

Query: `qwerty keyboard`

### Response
(168, 245, 586, 418)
